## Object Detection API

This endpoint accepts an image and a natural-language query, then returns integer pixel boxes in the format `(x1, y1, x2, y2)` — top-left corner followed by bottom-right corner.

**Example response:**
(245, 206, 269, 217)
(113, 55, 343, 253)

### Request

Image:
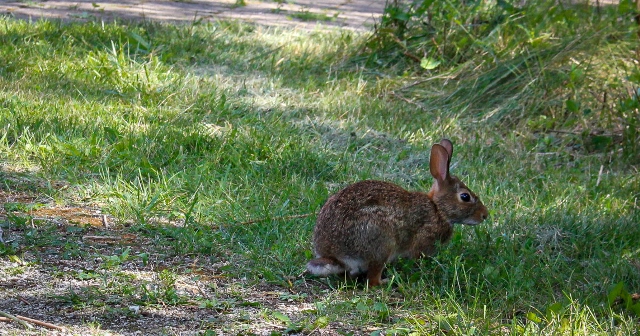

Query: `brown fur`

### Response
(307, 139, 489, 286)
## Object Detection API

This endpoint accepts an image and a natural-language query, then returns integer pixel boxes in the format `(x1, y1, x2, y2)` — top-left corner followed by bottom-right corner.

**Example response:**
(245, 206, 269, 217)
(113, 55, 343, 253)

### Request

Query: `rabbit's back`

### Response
(317, 180, 413, 228)
(312, 180, 440, 262)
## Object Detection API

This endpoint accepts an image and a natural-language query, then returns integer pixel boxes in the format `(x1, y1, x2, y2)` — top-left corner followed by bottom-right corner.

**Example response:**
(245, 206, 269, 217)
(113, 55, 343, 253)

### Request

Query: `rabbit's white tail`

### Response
(306, 257, 345, 276)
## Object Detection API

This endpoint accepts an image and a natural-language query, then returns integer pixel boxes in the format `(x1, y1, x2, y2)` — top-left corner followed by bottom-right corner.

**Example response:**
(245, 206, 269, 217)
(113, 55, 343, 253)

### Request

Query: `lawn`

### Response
(0, 0, 639, 334)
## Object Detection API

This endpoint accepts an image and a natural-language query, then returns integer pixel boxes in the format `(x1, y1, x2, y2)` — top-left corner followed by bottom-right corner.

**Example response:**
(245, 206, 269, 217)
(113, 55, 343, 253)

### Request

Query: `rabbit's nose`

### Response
(480, 207, 489, 221)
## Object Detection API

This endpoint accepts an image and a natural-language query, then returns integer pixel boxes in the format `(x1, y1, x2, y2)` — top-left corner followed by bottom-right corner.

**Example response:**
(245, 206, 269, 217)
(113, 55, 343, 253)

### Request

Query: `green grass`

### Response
(0, 0, 639, 333)
(287, 9, 338, 22)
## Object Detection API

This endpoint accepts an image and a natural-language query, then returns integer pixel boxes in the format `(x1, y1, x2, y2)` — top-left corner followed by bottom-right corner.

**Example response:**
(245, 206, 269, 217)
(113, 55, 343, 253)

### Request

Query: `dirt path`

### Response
(0, 0, 386, 31)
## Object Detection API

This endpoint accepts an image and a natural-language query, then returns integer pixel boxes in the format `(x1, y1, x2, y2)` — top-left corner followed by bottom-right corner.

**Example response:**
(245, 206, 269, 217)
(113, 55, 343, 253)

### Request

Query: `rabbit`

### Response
(306, 139, 488, 286)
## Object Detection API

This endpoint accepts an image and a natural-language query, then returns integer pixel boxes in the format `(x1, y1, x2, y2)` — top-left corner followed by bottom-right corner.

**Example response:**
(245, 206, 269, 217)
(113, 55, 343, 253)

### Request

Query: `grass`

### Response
(0, 0, 639, 333)
(287, 9, 338, 22)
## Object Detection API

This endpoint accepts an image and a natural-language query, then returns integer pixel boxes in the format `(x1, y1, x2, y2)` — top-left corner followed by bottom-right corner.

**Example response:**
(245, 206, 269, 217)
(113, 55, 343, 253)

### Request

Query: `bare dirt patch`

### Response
(0, 169, 343, 335)
(0, 207, 332, 335)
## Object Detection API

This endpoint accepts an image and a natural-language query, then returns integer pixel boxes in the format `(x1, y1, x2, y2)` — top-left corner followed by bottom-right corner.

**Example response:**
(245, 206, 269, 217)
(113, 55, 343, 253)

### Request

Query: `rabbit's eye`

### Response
(460, 193, 471, 202)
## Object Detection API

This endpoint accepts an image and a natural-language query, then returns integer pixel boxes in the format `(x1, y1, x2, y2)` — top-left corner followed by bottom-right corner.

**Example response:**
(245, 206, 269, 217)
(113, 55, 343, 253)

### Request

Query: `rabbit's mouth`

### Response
(460, 205, 489, 225)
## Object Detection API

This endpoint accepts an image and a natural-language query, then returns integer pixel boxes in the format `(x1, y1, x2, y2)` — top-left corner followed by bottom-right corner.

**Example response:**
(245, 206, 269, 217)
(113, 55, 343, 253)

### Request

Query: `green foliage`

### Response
(609, 282, 640, 316)
(369, 0, 640, 162)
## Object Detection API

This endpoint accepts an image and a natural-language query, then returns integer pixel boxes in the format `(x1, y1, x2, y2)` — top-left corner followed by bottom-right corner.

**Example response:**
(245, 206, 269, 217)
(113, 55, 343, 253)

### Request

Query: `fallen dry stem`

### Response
(16, 315, 65, 330)
(237, 212, 316, 225)
(0, 312, 65, 331)
(0, 310, 33, 329)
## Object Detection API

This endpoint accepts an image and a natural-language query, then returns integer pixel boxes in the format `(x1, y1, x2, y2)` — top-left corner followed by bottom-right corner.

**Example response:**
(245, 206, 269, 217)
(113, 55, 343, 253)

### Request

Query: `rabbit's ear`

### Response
(430, 143, 450, 183)
(439, 139, 453, 164)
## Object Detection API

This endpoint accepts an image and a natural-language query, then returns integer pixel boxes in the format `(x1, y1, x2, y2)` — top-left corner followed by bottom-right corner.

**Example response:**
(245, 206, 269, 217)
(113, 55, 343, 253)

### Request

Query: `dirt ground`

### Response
(0, 0, 386, 31)
(0, 177, 348, 335)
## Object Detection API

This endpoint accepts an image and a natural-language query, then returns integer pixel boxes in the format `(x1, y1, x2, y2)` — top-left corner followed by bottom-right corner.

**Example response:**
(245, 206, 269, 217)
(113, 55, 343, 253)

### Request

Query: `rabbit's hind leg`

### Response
(365, 261, 386, 287)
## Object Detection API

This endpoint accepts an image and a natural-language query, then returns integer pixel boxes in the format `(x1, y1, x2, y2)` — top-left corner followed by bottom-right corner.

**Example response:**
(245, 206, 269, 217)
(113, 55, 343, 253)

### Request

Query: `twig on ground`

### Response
(297, 269, 309, 278)
(596, 165, 604, 187)
(82, 235, 123, 241)
(547, 129, 583, 135)
(390, 35, 421, 63)
(16, 315, 64, 330)
(548, 129, 615, 137)
(397, 74, 457, 91)
(262, 322, 287, 330)
(195, 282, 210, 300)
(101, 214, 109, 228)
(237, 212, 316, 225)
(246, 45, 285, 63)
(0, 310, 33, 329)
(402, 51, 421, 63)
(389, 91, 427, 110)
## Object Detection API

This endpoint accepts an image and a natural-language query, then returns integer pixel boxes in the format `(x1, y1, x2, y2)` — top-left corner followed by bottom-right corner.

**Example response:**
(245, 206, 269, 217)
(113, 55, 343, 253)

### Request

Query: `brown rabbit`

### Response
(306, 139, 488, 286)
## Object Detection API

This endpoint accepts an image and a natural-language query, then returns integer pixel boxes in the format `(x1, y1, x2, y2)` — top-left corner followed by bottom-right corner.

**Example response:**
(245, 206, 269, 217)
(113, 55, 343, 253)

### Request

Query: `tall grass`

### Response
(367, 0, 640, 162)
